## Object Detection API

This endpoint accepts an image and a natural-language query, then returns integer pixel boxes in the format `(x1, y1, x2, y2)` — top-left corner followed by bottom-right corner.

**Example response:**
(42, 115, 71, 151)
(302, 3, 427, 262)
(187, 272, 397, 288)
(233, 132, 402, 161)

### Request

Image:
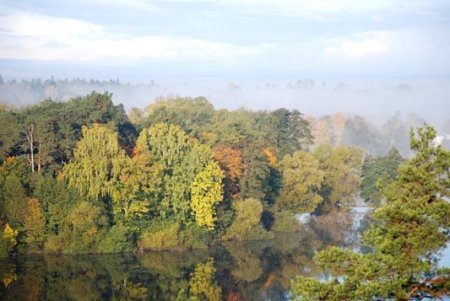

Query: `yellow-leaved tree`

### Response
(24, 198, 45, 250)
(0, 224, 18, 258)
(190, 162, 224, 230)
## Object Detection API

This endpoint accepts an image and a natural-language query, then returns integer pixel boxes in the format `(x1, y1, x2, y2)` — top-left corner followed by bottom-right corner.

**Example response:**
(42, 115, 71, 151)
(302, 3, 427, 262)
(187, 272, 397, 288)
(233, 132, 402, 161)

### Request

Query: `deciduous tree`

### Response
(313, 144, 364, 212)
(190, 162, 224, 229)
(24, 198, 45, 249)
(277, 151, 324, 213)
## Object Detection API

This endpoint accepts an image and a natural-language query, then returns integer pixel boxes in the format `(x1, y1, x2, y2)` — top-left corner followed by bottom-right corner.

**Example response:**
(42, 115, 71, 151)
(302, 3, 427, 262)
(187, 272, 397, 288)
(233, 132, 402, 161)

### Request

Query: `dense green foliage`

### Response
(222, 198, 273, 241)
(0, 92, 422, 258)
(292, 126, 450, 300)
(360, 147, 404, 205)
(277, 151, 324, 213)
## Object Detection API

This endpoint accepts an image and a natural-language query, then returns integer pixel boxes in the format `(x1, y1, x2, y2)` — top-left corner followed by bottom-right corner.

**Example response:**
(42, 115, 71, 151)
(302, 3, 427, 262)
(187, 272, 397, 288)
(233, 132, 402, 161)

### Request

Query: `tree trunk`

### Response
(37, 141, 42, 173)
(25, 124, 35, 173)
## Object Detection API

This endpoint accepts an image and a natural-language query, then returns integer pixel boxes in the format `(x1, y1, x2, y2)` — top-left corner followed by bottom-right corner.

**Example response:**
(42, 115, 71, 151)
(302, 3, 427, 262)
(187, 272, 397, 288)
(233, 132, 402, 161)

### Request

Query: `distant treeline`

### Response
(2, 75, 448, 157)
(0, 92, 412, 256)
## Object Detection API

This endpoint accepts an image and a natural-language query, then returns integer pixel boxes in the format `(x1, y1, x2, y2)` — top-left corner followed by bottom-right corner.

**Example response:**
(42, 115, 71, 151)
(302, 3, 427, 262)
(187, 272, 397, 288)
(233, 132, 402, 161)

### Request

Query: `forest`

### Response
(0, 91, 401, 253)
(0, 92, 449, 300)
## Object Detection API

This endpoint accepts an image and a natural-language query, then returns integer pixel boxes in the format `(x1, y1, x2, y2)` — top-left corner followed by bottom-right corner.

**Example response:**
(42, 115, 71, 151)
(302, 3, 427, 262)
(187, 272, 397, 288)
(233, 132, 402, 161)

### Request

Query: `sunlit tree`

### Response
(190, 161, 224, 229)
(292, 126, 450, 300)
(277, 150, 324, 213)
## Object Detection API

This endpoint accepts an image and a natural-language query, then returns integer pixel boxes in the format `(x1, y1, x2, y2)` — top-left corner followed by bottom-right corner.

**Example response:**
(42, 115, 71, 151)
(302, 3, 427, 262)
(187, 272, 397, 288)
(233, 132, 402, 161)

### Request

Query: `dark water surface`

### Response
(0, 210, 448, 301)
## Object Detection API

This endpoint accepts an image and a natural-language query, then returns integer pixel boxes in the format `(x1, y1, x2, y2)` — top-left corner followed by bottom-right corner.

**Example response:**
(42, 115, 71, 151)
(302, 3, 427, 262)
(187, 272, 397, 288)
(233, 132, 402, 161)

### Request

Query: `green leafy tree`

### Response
(63, 124, 126, 202)
(292, 126, 450, 300)
(0, 174, 28, 229)
(24, 198, 46, 250)
(45, 201, 108, 254)
(110, 156, 152, 224)
(239, 145, 271, 201)
(208, 109, 257, 146)
(20, 100, 59, 173)
(145, 96, 215, 138)
(136, 123, 214, 223)
(96, 224, 134, 253)
(360, 148, 404, 205)
(313, 144, 364, 212)
(34, 176, 81, 235)
(276, 150, 324, 213)
(223, 198, 273, 241)
(0, 111, 21, 163)
(1, 93, 135, 175)
(270, 108, 312, 157)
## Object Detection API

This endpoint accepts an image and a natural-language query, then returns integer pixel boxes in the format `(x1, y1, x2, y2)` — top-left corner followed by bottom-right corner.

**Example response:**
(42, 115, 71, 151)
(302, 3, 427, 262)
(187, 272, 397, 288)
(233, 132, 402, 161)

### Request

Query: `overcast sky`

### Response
(0, 0, 449, 81)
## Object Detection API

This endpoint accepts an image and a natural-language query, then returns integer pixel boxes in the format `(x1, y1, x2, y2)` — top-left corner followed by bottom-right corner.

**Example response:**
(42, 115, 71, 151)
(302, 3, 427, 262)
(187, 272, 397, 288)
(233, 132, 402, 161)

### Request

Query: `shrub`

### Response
(178, 224, 210, 249)
(96, 224, 135, 253)
(138, 222, 180, 251)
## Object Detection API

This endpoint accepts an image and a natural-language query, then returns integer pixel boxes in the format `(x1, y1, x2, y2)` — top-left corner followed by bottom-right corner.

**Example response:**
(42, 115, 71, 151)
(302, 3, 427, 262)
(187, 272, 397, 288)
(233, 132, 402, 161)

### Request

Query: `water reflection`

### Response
(3, 209, 447, 300)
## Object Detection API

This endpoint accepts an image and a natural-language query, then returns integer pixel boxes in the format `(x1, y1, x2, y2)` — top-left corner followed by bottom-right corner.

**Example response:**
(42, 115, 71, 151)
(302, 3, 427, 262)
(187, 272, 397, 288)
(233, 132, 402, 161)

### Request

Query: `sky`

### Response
(0, 0, 449, 81)
(0, 0, 450, 126)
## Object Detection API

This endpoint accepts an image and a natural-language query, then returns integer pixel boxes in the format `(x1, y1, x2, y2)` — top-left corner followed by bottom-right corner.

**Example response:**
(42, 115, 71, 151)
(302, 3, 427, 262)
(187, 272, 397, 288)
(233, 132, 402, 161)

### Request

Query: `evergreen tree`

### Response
(292, 126, 450, 300)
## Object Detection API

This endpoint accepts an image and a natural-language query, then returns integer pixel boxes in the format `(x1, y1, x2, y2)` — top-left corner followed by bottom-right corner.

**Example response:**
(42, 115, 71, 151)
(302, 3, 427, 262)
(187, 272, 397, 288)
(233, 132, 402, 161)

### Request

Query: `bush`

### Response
(138, 221, 211, 251)
(138, 222, 180, 251)
(96, 224, 135, 253)
(178, 225, 210, 249)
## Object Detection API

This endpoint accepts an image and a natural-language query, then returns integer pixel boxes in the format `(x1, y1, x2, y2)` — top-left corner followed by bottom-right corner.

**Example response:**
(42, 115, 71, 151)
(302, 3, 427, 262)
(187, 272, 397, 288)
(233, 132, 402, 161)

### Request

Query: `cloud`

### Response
(0, 13, 103, 38)
(183, 0, 407, 20)
(0, 12, 269, 62)
(59, 0, 158, 12)
(324, 32, 389, 58)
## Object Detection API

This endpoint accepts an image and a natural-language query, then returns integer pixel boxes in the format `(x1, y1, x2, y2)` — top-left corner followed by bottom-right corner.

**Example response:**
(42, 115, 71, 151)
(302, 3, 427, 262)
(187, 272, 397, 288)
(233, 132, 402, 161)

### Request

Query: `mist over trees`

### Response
(1, 75, 449, 140)
(0, 92, 372, 255)
(0, 90, 448, 299)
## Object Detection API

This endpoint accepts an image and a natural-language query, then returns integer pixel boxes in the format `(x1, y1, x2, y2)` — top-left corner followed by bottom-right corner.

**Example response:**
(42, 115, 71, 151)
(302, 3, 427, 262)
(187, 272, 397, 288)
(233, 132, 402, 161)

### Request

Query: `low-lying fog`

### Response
(1, 77, 449, 132)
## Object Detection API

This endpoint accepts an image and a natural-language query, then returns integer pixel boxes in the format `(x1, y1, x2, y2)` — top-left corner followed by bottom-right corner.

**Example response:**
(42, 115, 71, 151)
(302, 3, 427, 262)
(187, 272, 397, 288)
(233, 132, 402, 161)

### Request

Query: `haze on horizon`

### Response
(0, 0, 449, 125)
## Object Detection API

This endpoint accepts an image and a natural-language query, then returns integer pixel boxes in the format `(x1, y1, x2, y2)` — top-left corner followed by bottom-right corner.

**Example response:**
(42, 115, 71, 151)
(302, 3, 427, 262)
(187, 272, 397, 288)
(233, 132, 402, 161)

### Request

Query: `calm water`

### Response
(0, 210, 448, 301)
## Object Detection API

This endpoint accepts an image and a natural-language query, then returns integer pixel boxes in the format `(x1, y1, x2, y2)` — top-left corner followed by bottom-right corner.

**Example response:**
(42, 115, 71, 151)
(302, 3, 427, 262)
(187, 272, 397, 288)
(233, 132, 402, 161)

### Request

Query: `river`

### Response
(0, 209, 448, 300)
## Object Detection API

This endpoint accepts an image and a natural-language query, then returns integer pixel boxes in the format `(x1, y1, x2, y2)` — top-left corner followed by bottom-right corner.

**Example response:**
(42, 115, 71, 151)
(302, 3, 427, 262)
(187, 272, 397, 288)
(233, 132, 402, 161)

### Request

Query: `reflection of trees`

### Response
(0, 258, 45, 300)
(189, 258, 222, 301)
(0, 259, 17, 296)
(307, 209, 353, 249)
(137, 250, 208, 300)
(0, 212, 357, 300)
(138, 250, 208, 277)
(223, 243, 263, 282)
(44, 255, 111, 300)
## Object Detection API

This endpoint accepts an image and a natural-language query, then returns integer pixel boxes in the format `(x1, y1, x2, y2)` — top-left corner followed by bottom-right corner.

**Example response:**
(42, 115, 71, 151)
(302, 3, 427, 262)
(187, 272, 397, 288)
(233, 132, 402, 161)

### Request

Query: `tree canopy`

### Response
(292, 126, 450, 300)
